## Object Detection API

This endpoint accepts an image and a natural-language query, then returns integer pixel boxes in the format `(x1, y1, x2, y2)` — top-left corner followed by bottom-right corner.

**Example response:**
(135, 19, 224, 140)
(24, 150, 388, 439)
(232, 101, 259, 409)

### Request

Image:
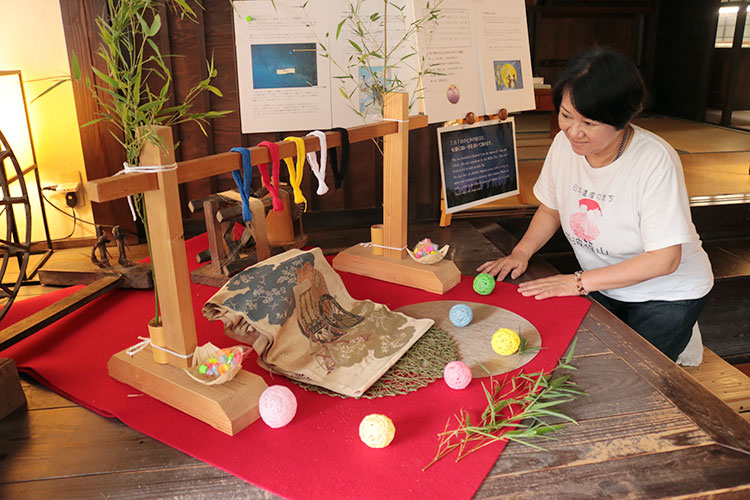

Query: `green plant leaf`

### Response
(336, 19, 346, 39)
(348, 39, 362, 53)
(71, 52, 82, 80)
(149, 14, 162, 37)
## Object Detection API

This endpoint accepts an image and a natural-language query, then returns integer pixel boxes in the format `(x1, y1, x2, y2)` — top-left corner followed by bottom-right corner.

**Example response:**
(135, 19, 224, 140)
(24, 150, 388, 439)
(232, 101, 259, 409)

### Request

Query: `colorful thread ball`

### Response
(359, 413, 395, 448)
(491, 328, 521, 356)
(259, 385, 298, 428)
(443, 361, 473, 390)
(473, 273, 496, 295)
(449, 304, 473, 327)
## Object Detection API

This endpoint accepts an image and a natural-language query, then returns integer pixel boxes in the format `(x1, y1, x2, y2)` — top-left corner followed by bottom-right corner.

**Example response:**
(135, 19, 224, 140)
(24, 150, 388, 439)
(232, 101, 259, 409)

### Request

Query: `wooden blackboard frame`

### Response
(437, 118, 520, 214)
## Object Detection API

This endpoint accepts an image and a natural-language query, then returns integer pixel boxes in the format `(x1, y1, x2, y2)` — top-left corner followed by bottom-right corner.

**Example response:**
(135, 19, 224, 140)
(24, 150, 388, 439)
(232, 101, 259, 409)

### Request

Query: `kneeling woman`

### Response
(478, 47, 713, 361)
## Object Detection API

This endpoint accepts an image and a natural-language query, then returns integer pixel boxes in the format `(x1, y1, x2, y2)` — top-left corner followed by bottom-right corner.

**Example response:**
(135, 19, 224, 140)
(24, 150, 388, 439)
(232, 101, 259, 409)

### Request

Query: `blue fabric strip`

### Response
(230, 147, 253, 222)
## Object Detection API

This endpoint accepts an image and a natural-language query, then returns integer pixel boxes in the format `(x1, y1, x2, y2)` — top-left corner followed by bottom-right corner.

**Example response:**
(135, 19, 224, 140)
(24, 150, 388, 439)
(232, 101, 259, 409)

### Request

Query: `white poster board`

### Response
(416, 0, 535, 123)
(438, 118, 520, 214)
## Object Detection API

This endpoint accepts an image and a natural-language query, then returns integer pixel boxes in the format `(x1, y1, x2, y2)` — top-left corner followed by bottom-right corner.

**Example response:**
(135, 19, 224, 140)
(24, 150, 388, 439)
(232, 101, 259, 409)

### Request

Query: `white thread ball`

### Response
(359, 413, 395, 448)
(259, 385, 297, 428)
(443, 360, 473, 390)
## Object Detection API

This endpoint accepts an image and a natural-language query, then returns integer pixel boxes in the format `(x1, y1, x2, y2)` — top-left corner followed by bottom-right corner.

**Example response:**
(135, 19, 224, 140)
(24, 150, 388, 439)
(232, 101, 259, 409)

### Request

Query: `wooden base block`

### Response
(332, 244, 461, 294)
(108, 345, 267, 435)
(0, 358, 27, 420)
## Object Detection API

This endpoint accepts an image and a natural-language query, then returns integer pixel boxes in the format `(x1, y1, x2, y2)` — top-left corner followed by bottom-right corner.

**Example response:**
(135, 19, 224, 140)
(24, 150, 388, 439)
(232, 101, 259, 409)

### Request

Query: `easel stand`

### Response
(87, 93, 458, 434)
(332, 93, 461, 294)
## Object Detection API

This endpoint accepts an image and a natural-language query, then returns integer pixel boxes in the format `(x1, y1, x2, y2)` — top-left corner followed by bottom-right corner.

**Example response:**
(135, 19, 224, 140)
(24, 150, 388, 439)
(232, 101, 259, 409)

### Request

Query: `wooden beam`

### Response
(87, 115, 429, 203)
(0, 275, 122, 351)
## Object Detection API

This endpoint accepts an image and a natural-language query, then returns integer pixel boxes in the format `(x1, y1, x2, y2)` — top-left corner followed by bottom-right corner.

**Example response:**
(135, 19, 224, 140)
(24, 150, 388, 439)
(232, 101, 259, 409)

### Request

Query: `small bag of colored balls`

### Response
(185, 342, 250, 386)
(406, 238, 450, 265)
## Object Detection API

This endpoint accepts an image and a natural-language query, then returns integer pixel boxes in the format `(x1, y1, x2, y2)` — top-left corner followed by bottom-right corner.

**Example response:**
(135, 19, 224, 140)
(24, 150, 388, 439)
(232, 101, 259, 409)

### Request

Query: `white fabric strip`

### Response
(306, 130, 329, 195)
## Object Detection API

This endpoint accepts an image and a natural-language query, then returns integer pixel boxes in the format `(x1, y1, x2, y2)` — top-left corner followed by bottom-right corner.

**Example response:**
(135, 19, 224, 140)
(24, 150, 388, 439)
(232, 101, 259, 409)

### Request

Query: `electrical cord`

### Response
(40, 186, 141, 242)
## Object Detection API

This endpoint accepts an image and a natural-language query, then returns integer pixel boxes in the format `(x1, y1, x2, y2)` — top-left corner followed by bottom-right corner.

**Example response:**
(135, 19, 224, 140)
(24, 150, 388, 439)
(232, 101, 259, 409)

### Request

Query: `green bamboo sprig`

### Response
(70, 0, 231, 325)
(300, 0, 444, 122)
(423, 340, 584, 470)
(515, 335, 544, 356)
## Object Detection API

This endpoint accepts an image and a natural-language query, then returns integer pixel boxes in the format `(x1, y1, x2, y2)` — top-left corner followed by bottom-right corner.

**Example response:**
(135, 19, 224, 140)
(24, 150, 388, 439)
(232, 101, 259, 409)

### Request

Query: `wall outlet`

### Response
(55, 171, 84, 208)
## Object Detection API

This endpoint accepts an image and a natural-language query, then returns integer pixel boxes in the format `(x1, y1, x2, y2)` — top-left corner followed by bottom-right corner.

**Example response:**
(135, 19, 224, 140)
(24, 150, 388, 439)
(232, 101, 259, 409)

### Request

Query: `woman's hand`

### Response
(477, 249, 530, 281)
(517, 274, 578, 300)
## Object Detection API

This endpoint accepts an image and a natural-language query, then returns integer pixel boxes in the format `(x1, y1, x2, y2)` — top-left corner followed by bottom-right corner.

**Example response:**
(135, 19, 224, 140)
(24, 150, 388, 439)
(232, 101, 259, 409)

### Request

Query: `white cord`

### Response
(125, 336, 194, 359)
(116, 162, 179, 221)
(378, 118, 411, 123)
(359, 242, 408, 251)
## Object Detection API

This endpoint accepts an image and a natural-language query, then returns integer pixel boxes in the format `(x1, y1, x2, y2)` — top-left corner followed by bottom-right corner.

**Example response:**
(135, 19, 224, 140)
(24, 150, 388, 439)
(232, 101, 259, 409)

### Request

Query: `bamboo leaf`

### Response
(336, 19, 346, 39)
(348, 39, 362, 53)
(149, 14, 162, 37)
(71, 52, 82, 80)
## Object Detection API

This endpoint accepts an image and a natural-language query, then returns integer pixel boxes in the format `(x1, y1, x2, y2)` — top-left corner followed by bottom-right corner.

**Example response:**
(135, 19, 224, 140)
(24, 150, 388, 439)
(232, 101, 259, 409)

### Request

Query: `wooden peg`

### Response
(463, 112, 476, 125)
(498, 108, 508, 120)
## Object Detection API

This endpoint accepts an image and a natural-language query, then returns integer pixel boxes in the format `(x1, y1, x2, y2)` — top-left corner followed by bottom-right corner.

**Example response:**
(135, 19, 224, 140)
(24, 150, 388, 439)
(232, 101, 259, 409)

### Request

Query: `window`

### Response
(715, 2, 750, 48)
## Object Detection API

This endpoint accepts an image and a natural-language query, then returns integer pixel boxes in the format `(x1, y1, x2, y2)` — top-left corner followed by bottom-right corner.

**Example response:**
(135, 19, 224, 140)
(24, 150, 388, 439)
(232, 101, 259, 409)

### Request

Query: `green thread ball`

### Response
(473, 273, 496, 295)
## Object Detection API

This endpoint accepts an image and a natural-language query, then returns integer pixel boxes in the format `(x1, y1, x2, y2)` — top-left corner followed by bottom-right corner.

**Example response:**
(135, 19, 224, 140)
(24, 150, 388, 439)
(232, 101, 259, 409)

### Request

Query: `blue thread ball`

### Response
(473, 273, 496, 295)
(449, 304, 473, 327)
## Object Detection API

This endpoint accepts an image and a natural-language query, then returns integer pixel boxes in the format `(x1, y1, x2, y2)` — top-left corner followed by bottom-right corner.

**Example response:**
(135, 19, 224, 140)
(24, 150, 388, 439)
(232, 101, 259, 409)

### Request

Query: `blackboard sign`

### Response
(438, 118, 519, 214)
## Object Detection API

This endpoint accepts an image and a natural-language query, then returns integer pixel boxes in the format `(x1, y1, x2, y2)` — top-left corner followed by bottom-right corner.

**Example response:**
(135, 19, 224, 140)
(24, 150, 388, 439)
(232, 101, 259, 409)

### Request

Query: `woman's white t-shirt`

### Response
(533, 125, 713, 302)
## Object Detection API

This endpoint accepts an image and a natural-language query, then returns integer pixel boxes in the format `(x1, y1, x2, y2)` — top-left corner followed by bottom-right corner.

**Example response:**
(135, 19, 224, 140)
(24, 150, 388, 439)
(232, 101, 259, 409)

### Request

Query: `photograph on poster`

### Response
(494, 60, 523, 91)
(438, 118, 519, 214)
(251, 43, 319, 89)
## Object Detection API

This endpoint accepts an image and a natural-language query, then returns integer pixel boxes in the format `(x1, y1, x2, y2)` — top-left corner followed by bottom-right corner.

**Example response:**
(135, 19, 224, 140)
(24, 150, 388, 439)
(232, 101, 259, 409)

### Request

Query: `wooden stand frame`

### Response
(332, 93, 461, 294)
(87, 100, 443, 433)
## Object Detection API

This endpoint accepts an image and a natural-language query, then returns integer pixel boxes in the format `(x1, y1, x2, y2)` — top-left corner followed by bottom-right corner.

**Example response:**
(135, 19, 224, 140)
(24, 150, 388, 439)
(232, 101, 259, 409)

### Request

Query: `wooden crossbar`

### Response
(87, 115, 428, 203)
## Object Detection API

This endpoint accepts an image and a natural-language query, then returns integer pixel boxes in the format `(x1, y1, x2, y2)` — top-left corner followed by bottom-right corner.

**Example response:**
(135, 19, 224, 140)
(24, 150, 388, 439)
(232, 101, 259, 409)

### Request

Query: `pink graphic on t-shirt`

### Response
(570, 198, 602, 241)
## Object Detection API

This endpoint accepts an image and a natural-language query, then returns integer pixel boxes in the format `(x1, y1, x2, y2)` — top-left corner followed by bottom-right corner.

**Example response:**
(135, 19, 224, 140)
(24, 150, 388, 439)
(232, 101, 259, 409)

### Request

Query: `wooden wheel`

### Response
(0, 130, 33, 323)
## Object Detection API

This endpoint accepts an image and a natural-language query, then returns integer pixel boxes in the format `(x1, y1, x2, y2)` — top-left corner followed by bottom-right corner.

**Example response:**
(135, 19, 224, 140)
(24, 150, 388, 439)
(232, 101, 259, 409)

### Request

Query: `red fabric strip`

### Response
(257, 140, 284, 212)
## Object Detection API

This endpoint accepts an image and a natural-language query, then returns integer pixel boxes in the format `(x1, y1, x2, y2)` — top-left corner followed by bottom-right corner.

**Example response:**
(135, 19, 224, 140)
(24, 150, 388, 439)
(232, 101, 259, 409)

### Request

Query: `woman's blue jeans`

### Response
(590, 291, 709, 361)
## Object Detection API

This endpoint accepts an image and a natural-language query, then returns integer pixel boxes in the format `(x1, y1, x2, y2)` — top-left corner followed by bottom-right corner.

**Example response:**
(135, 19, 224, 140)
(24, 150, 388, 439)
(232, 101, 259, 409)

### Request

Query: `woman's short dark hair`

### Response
(552, 47, 646, 129)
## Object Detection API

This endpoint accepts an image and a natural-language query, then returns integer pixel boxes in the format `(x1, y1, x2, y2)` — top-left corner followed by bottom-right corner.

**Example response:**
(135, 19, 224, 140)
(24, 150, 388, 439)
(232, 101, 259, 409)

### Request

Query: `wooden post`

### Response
(382, 92, 408, 260)
(332, 93, 461, 294)
(140, 126, 197, 368)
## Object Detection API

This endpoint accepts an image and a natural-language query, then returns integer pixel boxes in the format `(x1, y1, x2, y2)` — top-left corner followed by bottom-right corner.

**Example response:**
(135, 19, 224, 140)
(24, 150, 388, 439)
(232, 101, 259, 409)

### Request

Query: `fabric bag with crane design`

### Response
(202, 247, 434, 397)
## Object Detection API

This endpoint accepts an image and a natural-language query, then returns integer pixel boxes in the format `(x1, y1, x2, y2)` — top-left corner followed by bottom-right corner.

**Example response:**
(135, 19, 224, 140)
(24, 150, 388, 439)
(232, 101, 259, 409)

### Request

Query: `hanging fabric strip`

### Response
(328, 127, 349, 189)
(257, 140, 284, 212)
(282, 136, 308, 211)
(305, 130, 329, 196)
(229, 147, 254, 222)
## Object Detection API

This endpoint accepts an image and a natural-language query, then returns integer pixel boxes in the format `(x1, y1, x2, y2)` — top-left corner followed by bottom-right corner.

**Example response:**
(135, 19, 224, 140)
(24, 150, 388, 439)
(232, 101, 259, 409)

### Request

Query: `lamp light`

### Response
(0, 70, 36, 171)
(0, 69, 53, 314)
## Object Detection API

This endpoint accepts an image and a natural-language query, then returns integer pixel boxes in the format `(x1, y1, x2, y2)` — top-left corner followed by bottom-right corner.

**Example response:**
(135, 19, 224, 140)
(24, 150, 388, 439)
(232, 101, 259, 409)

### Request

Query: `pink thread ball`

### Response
(443, 361, 472, 390)
(259, 385, 297, 428)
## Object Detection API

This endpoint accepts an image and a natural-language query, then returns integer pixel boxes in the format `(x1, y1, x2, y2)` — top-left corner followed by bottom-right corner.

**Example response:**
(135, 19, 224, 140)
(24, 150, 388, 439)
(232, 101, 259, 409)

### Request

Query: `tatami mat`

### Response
(474, 114, 750, 212)
(680, 152, 750, 197)
(633, 117, 750, 154)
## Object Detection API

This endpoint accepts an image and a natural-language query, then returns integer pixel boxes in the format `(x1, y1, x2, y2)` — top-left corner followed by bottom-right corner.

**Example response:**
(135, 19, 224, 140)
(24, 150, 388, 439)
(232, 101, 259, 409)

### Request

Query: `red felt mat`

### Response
(0, 235, 590, 500)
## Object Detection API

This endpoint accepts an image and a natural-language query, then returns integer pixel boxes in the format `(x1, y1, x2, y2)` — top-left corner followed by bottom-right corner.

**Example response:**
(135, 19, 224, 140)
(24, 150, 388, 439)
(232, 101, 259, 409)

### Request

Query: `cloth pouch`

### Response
(202, 248, 434, 397)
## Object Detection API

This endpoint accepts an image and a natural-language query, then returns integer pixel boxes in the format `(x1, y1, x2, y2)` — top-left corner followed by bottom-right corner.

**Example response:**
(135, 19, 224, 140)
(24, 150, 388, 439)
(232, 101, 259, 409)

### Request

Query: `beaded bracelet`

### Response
(574, 270, 588, 296)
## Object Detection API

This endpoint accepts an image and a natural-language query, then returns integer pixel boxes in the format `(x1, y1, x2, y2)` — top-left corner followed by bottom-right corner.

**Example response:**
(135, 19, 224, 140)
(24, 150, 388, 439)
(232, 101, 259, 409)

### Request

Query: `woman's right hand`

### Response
(476, 249, 530, 282)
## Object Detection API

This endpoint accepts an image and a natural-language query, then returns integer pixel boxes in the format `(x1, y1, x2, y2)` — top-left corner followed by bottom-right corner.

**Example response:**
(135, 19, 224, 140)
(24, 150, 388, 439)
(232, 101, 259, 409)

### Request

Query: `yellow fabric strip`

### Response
(282, 136, 307, 211)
